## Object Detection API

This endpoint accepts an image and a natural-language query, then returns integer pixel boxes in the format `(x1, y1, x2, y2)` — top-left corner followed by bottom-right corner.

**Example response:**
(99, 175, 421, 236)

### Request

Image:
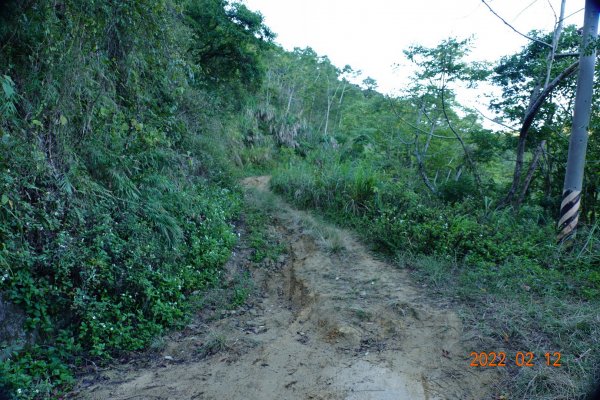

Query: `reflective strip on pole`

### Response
(557, 189, 581, 243)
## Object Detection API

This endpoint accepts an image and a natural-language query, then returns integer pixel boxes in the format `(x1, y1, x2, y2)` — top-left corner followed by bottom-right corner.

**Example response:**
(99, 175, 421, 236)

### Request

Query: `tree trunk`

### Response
(544, 0, 567, 89)
(414, 101, 437, 194)
(542, 141, 553, 203)
(500, 60, 579, 207)
(455, 165, 463, 182)
(337, 81, 347, 129)
(440, 85, 482, 193)
(286, 85, 295, 115)
(324, 95, 331, 136)
(516, 140, 546, 207)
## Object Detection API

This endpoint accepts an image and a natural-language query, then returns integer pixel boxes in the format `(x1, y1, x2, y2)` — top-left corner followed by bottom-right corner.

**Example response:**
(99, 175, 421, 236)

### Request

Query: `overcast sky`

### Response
(242, 0, 585, 121)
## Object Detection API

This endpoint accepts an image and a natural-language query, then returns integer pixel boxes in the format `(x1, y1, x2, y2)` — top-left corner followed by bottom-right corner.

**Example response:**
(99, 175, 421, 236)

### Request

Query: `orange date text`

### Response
(469, 352, 561, 367)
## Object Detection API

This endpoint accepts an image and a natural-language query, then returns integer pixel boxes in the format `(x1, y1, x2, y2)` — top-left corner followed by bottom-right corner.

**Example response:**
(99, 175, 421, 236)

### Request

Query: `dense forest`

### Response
(0, 0, 599, 399)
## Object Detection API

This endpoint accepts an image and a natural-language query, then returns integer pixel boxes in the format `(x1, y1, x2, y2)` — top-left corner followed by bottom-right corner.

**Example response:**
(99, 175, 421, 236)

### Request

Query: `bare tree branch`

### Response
(546, 0, 558, 23)
(412, 102, 438, 194)
(555, 52, 580, 58)
(517, 140, 546, 206)
(473, 107, 519, 131)
(544, 0, 567, 89)
(439, 82, 483, 193)
(391, 105, 456, 140)
(523, 60, 579, 134)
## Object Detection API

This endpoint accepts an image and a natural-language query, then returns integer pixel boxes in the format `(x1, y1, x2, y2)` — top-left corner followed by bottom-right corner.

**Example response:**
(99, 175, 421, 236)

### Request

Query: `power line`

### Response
(512, 0, 541, 22)
(480, 0, 552, 48)
(559, 7, 584, 24)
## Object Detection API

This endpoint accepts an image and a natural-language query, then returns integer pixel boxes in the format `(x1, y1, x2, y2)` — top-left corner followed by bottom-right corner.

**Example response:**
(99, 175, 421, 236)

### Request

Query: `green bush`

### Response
(438, 175, 478, 204)
(0, 134, 242, 395)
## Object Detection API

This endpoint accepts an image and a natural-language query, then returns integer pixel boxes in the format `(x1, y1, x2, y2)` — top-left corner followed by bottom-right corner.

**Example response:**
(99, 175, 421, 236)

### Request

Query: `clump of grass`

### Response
(396, 253, 457, 292)
(196, 333, 228, 359)
(297, 214, 346, 254)
(229, 272, 254, 308)
(311, 225, 345, 254)
(243, 188, 286, 263)
(244, 187, 279, 214)
(149, 337, 167, 352)
(351, 308, 372, 322)
(385, 300, 420, 320)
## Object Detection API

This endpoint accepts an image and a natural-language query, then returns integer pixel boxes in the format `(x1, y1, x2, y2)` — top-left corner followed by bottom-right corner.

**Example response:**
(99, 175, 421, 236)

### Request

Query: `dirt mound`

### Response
(70, 176, 499, 400)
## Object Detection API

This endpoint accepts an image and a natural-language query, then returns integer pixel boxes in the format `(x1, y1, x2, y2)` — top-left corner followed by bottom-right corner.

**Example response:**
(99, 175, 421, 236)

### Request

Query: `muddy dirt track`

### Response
(70, 176, 499, 400)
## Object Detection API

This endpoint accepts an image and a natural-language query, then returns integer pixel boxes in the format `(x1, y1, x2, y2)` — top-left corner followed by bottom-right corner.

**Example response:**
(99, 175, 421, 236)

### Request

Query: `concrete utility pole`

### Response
(557, 0, 600, 244)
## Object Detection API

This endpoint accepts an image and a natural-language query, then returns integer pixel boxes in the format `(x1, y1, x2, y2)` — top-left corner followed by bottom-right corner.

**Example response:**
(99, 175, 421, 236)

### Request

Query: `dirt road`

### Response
(71, 176, 499, 400)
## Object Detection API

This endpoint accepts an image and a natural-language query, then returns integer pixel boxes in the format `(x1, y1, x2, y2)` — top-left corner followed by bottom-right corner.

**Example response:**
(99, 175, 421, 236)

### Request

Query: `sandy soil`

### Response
(69, 176, 500, 400)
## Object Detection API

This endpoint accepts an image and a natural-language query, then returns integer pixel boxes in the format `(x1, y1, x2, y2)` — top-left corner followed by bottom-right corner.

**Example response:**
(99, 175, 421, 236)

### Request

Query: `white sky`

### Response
(242, 0, 586, 125)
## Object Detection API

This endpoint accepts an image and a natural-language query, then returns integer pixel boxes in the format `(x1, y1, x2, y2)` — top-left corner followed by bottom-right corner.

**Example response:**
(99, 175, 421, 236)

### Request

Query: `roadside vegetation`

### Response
(0, 1, 268, 398)
(0, 0, 598, 399)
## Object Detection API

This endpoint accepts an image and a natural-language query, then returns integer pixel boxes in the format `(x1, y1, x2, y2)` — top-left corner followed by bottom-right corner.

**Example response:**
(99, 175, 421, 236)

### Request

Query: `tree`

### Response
(185, 0, 275, 97)
(490, 2, 583, 208)
(402, 38, 489, 194)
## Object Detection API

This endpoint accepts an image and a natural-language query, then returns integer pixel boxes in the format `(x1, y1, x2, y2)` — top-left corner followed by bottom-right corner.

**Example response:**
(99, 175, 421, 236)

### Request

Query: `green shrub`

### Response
(438, 175, 478, 204)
